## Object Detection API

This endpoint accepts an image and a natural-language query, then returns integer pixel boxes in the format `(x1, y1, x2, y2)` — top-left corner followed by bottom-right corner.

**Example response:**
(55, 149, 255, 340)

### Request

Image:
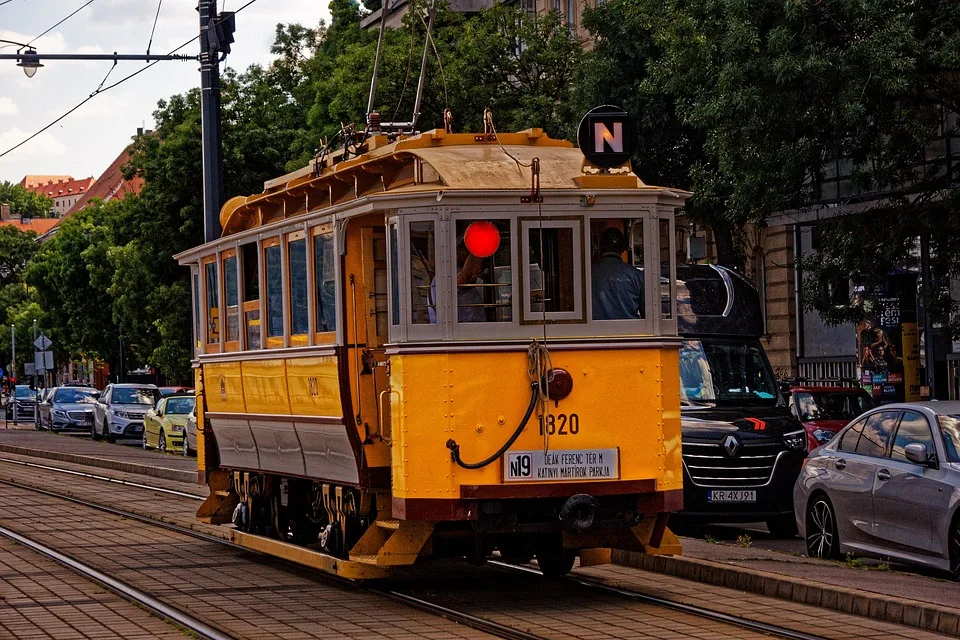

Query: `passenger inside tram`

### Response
(591, 226, 645, 320)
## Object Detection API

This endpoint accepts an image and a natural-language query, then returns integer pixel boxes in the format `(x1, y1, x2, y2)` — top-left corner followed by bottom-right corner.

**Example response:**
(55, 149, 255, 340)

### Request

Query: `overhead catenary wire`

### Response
(0, 0, 17, 8)
(27, 0, 96, 48)
(146, 0, 164, 56)
(0, 0, 260, 160)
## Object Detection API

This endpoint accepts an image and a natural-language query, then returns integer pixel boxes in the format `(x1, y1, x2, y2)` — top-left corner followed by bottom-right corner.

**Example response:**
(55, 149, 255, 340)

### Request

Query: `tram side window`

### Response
(204, 261, 219, 344)
(527, 225, 578, 314)
(390, 225, 400, 326)
(453, 219, 512, 323)
(590, 219, 645, 320)
(265, 244, 283, 338)
(409, 221, 436, 324)
(192, 271, 201, 351)
(659, 218, 673, 319)
(241, 243, 260, 349)
(289, 238, 309, 335)
(224, 256, 239, 343)
(314, 232, 336, 332)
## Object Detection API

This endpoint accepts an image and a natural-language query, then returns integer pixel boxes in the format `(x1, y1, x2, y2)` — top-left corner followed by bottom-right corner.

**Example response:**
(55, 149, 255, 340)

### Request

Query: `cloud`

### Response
(0, 97, 18, 116)
(0, 127, 67, 158)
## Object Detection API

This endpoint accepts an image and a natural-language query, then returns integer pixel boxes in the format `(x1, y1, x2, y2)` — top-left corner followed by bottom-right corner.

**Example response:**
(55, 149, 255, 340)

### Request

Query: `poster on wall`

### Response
(856, 271, 920, 403)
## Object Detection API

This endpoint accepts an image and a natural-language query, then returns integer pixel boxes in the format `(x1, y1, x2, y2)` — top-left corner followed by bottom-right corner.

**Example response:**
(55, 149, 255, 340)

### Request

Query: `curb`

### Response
(0, 444, 197, 485)
(613, 549, 960, 638)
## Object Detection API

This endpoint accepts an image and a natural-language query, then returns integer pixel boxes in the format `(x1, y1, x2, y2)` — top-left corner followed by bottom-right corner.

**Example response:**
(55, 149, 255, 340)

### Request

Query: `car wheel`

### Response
(141, 430, 147, 450)
(103, 419, 115, 444)
(766, 515, 799, 539)
(91, 417, 102, 441)
(806, 495, 840, 560)
(158, 430, 166, 453)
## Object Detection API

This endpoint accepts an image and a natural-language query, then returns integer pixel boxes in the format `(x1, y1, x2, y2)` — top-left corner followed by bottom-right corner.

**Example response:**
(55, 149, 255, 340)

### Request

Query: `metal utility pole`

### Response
(199, 0, 225, 243)
(32, 319, 37, 391)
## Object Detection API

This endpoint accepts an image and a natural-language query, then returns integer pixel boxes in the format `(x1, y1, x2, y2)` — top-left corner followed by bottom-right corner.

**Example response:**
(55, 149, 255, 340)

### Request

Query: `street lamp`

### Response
(16, 48, 42, 78)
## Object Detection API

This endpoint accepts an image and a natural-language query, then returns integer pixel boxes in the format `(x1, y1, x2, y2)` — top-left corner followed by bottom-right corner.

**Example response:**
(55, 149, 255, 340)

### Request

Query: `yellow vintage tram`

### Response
(176, 120, 688, 578)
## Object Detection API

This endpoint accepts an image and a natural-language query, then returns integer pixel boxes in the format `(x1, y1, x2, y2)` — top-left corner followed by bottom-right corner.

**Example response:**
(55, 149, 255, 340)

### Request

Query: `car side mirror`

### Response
(904, 443, 935, 466)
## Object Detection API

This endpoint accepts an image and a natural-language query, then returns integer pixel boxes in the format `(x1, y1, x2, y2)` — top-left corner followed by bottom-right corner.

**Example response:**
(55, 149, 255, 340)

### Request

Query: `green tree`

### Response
(0, 225, 38, 288)
(0, 181, 53, 219)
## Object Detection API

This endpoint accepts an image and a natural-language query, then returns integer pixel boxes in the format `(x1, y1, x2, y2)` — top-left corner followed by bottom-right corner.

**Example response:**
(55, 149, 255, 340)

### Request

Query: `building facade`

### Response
(22, 176, 96, 217)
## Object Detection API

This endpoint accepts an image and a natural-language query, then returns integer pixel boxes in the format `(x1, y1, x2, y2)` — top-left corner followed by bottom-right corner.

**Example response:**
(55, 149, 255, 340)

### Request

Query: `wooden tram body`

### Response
(176, 128, 688, 578)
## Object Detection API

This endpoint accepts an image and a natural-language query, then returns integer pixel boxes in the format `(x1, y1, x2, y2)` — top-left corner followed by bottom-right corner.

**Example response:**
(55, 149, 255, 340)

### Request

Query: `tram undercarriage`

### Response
(199, 469, 681, 579)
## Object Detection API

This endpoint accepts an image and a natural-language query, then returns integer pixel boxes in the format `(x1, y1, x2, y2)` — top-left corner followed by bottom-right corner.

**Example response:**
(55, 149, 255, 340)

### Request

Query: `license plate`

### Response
(708, 490, 757, 503)
(504, 449, 618, 482)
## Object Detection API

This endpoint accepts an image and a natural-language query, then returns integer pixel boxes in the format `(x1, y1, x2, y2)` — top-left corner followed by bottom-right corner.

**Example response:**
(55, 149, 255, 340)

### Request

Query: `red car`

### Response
(786, 385, 876, 452)
(159, 386, 194, 398)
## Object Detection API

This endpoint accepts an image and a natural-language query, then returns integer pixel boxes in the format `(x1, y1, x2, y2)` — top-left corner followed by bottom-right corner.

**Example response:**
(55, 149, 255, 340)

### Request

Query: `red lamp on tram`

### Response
(464, 221, 500, 258)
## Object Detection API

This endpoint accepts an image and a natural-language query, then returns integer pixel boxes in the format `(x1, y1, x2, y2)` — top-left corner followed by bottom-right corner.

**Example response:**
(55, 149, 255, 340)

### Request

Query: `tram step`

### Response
(375, 519, 400, 530)
(349, 553, 380, 565)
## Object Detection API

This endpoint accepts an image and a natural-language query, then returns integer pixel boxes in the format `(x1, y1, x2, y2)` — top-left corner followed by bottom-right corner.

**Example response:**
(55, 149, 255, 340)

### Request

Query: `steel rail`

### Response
(0, 464, 823, 640)
(0, 476, 538, 640)
(0, 455, 204, 500)
(0, 523, 235, 640)
(488, 560, 829, 640)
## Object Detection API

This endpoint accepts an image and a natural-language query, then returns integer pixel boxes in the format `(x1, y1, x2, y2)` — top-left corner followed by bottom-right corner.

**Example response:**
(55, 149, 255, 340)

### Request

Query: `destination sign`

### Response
(504, 448, 619, 482)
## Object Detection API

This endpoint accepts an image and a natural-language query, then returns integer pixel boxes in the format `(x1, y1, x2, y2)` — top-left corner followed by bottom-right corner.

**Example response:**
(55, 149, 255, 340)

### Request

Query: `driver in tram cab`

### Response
(428, 238, 486, 323)
(591, 227, 645, 320)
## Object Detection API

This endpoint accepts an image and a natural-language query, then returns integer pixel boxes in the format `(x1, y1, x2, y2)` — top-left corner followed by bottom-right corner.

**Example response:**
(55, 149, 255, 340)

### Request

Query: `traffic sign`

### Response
(34, 334, 52, 351)
(24, 363, 36, 376)
(34, 351, 53, 372)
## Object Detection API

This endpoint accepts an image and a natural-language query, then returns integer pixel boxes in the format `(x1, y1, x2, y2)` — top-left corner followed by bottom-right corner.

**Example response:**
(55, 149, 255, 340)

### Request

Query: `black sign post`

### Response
(577, 105, 638, 169)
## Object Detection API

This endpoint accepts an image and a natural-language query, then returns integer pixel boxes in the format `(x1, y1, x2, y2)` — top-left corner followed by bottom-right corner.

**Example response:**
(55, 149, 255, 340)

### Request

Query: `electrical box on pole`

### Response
(199, 0, 226, 243)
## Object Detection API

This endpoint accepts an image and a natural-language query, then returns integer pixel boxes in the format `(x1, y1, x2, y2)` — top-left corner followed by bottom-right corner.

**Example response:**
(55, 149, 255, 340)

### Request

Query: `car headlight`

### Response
(783, 429, 806, 451)
(811, 429, 834, 445)
(53, 410, 69, 419)
(170, 424, 184, 432)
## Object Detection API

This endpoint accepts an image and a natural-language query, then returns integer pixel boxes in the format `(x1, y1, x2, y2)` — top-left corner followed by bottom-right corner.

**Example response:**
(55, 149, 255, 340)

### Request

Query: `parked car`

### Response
(786, 385, 876, 452)
(183, 407, 197, 458)
(38, 386, 98, 432)
(143, 394, 195, 452)
(159, 386, 193, 398)
(795, 402, 960, 578)
(92, 383, 161, 443)
(34, 387, 56, 428)
(6, 385, 39, 421)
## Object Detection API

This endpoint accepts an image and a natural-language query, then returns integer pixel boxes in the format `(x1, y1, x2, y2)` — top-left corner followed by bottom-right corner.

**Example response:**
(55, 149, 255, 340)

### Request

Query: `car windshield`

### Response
(165, 397, 195, 415)
(54, 388, 97, 404)
(792, 391, 874, 422)
(680, 339, 778, 406)
(113, 388, 158, 405)
(15, 387, 34, 398)
(938, 416, 960, 463)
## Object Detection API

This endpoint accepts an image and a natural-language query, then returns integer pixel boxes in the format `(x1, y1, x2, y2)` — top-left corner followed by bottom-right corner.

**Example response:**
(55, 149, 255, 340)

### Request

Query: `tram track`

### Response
(0, 457, 830, 640)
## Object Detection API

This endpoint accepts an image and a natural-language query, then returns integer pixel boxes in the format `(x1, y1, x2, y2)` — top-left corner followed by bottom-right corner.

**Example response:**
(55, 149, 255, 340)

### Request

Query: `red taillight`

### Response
(548, 368, 573, 400)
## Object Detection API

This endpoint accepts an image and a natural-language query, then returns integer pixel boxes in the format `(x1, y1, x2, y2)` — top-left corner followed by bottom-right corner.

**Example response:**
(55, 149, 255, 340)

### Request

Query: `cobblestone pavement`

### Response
(0, 451, 953, 640)
(0, 536, 190, 640)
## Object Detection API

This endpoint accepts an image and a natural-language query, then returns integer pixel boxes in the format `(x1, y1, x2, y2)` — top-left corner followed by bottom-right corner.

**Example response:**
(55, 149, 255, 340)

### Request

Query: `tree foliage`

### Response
(0, 181, 53, 219)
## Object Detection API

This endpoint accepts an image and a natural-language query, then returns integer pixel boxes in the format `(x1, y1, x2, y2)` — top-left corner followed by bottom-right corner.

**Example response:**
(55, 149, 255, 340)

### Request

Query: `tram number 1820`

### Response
(539, 413, 580, 436)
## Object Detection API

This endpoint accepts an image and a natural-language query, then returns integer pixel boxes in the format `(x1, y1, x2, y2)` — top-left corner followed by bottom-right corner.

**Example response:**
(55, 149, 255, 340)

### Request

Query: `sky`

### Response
(0, 0, 331, 183)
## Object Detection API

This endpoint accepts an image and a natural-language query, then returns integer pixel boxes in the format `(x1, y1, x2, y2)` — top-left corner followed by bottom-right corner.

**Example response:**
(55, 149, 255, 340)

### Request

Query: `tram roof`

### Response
(216, 128, 684, 238)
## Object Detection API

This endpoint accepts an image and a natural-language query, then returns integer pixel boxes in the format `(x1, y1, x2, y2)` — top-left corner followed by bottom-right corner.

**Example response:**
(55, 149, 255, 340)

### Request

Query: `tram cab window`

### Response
(313, 230, 336, 333)
(590, 219, 645, 321)
(192, 270, 201, 353)
(264, 242, 283, 339)
(409, 221, 436, 324)
(204, 261, 219, 345)
(522, 219, 583, 321)
(390, 224, 400, 327)
(288, 235, 309, 336)
(659, 218, 674, 319)
(241, 243, 260, 349)
(223, 253, 240, 345)
(453, 219, 512, 323)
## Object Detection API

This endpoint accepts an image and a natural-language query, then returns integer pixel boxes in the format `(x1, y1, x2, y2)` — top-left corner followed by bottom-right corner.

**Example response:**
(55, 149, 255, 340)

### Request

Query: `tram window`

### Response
(659, 218, 673, 320)
(410, 221, 436, 324)
(223, 255, 240, 343)
(242, 244, 259, 301)
(264, 244, 283, 338)
(192, 270, 201, 352)
(526, 225, 578, 315)
(590, 219, 645, 320)
(314, 232, 336, 333)
(390, 225, 400, 326)
(288, 238, 309, 335)
(204, 261, 219, 344)
(454, 219, 512, 323)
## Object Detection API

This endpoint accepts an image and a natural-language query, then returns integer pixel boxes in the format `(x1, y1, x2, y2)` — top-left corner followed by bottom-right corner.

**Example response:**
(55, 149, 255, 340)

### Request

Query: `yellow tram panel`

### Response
(285, 356, 343, 417)
(240, 359, 292, 415)
(203, 361, 245, 413)
(390, 347, 681, 501)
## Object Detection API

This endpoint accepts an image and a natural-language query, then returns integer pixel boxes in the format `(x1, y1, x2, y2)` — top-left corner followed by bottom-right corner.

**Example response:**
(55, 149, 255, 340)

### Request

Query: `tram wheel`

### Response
(498, 541, 534, 565)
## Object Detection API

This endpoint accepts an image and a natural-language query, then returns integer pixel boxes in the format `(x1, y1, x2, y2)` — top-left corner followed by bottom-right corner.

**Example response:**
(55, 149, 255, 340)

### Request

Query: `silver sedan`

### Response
(794, 401, 960, 578)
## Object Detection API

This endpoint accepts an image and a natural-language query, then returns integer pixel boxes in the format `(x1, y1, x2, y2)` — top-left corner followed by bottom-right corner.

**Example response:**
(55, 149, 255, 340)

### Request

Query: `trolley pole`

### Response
(199, 0, 225, 243)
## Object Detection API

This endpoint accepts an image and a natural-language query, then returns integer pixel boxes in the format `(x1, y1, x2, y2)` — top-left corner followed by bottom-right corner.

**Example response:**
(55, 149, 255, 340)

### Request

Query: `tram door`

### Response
(345, 216, 391, 473)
